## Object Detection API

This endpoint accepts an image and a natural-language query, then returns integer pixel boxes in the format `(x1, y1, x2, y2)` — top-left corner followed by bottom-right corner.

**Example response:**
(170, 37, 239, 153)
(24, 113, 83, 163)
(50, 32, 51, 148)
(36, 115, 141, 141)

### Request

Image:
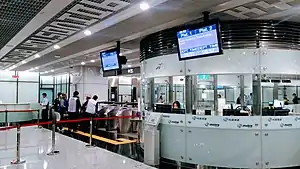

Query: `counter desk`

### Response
(145, 112, 300, 168)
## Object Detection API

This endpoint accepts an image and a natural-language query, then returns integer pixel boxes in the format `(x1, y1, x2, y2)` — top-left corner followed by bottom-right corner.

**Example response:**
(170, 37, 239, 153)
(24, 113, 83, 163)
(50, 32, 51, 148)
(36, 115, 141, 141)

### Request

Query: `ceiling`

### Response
(1, 0, 300, 75)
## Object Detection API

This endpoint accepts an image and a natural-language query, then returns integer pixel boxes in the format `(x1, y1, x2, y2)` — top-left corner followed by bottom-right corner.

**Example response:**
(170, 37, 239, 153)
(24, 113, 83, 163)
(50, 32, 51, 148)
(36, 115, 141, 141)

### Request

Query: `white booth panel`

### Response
(41, 76, 54, 84)
(143, 54, 185, 78)
(18, 83, 39, 103)
(185, 49, 259, 75)
(119, 85, 131, 95)
(0, 71, 17, 81)
(0, 82, 17, 103)
(18, 72, 39, 82)
(119, 77, 132, 85)
(186, 128, 261, 168)
(261, 49, 300, 74)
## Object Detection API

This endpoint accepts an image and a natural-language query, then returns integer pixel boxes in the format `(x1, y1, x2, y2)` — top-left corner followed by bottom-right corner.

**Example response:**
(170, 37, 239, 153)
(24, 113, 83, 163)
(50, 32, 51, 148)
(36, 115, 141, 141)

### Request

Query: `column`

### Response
(240, 75, 245, 107)
(273, 83, 279, 100)
(185, 76, 193, 114)
(168, 76, 173, 104)
(213, 75, 218, 115)
(252, 74, 262, 116)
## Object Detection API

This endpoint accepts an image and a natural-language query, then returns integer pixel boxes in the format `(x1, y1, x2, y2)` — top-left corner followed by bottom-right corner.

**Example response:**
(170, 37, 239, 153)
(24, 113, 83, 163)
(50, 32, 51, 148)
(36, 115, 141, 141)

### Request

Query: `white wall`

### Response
(72, 66, 108, 102)
(0, 71, 39, 103)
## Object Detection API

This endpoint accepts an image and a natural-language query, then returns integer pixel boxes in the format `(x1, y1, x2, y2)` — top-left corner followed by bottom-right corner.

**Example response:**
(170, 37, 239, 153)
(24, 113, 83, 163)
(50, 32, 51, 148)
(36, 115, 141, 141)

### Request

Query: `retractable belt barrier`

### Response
(0, 108, 139, 165)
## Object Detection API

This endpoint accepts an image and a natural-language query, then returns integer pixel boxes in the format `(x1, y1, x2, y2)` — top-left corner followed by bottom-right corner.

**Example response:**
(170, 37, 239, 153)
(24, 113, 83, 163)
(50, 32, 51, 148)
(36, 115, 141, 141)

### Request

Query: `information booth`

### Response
(140, 20, 300, 168)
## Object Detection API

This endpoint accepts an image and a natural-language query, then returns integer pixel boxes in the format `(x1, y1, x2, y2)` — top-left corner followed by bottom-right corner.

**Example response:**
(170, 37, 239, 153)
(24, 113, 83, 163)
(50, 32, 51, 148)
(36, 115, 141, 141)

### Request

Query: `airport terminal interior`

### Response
(2, 0, 300, 169)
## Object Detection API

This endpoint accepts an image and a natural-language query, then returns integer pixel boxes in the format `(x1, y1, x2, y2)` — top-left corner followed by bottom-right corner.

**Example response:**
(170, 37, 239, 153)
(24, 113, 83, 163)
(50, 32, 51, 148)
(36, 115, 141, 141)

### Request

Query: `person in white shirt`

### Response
(83, 95, 98, 132)
(41, 93, 49, 122)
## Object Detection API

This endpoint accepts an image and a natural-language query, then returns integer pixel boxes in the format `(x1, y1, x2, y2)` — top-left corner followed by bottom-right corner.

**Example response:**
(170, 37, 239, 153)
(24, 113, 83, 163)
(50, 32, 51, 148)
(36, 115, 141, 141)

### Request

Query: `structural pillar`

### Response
(273, 83, 279, 100)
(168, 76, 173, 104)
(252, 74, 262, 116)
(240, 75, 245, 107)
(213, 75, 218, 115)
(185, 76, 193, 114)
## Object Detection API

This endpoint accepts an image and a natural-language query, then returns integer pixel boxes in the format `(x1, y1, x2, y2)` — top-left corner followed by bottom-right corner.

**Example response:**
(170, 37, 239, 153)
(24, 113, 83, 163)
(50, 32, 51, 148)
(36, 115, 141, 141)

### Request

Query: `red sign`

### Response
(12, 75, 19, 79)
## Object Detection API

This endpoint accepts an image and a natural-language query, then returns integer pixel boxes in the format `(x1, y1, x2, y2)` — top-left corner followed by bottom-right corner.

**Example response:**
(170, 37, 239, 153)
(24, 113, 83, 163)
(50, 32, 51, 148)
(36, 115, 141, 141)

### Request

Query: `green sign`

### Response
(197, 74, 210, 80)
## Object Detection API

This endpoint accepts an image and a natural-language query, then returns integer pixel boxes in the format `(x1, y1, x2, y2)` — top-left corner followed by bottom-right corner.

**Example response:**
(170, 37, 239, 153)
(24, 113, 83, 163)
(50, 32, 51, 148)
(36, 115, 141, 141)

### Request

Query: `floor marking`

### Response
(62, 127, 136, 145)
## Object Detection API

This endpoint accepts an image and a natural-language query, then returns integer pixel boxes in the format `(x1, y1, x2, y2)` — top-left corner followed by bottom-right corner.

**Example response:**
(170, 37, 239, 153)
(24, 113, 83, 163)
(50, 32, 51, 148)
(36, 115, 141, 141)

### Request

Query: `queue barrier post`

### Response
(11, 123, 26, 165)
(47, 108, 59, 155)
(37, 109, 42, 129)
(85, 116, 94, 148)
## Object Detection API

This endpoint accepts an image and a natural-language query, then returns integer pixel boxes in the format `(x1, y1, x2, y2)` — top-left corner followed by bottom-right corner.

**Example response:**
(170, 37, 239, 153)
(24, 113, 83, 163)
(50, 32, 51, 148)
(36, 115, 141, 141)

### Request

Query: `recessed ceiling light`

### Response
(54, 45, 60, 49)
(119, 53, 123, 56)
(35, 67, 39, 70)
(30, 68, 34, 71)
(51, 69, 54, 72)
(21, 60, 26, 64)
(127, 65, 132, 68)
(35, 54, 40, 58)
(54, 55, 61, 58)
(45, 71, 49, 74)
(81, 62, 86, 65)
(84, 30, 92, 36)
(90, 60, 95, 63)
(140, 2, 150, 10)
(12, 65, 16, 69)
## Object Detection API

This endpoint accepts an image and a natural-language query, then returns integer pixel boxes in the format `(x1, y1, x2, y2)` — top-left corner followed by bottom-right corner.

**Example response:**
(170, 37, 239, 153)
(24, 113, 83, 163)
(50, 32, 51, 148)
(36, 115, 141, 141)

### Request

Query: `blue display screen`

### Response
(177, 24, 221, 60)
(100, 50, 120, 71)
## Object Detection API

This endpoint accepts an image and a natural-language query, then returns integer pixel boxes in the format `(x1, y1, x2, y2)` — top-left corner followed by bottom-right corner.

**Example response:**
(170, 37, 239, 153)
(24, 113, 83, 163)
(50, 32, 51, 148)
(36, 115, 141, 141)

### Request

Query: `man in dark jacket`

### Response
(53, 92, 62, 113)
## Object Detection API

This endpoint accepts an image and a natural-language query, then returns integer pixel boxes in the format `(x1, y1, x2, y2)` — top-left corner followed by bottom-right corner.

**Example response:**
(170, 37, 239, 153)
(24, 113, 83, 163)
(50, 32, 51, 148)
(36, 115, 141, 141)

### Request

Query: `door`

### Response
(40, 88, 54, 105)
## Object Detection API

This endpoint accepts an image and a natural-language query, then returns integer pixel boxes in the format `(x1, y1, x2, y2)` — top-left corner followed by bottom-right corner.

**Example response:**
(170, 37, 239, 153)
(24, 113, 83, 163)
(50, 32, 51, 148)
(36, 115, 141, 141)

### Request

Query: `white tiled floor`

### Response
(0, 127, 154, 169)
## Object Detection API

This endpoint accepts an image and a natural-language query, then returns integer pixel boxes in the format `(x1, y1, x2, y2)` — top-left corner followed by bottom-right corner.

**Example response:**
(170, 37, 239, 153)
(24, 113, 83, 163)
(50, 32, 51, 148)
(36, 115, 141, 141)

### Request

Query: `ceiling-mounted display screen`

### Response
(176, 22, 223, 60)
(100, 49, 120, 71)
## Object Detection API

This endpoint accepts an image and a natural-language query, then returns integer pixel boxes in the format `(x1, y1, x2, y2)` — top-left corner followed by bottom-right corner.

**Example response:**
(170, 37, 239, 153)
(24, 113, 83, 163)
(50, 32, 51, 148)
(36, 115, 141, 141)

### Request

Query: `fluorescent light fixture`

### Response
(21, 60, 26, 64)
(90, 60, 95, 63)
(51, 69, 54, 72)
(84, 30, 92, 36)
(140, 2, 150, 10)
(35, 54, 40, 58)
(35, 67, 39, 70)
(54, 45, 60, 49)
(81, 62, 85, 65)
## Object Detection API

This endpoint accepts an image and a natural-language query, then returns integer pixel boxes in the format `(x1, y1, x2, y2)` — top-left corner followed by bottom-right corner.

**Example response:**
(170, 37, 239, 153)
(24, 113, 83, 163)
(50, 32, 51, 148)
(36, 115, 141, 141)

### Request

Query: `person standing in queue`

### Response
(292, 93, 299, 104)
(41, 93, 49, 122)
(84, 95, 98, 132)
(68, 91, 81, 132)
(53, 92, 62, 121)
(81, 96, 91, 118)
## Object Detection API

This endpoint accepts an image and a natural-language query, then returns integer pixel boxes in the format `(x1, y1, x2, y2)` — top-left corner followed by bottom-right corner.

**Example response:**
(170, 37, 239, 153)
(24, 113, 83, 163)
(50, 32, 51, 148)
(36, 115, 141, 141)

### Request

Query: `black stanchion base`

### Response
(85, 144, 95, 148)
(47, 150, 60, 156)
(11, 160, 26, 165)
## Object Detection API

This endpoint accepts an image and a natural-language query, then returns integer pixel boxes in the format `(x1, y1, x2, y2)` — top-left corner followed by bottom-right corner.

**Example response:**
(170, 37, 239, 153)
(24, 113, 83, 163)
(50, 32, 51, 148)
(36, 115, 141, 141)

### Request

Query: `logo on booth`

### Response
(237, 124, 253, 128)
(295, 117, 300, 121)
(192, 116, 207, 121)
(223, 117, 239, 122)
(168, 120, 180, 124)
(280, 123, 292, 127)
(268, 117, 282, 122)
(204, 122, 220, 127)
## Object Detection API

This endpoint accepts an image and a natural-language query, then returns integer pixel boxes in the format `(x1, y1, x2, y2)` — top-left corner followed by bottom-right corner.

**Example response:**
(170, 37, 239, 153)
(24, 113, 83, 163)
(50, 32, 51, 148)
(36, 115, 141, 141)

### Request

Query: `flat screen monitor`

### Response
(176, 22, 222, 60)
(100, 48, 120, 71)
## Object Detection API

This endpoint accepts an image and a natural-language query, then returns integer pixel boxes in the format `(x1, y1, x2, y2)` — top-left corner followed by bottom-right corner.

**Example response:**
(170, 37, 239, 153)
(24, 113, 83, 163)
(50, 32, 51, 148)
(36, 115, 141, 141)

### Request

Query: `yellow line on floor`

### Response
(63, 127, 136, 145)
